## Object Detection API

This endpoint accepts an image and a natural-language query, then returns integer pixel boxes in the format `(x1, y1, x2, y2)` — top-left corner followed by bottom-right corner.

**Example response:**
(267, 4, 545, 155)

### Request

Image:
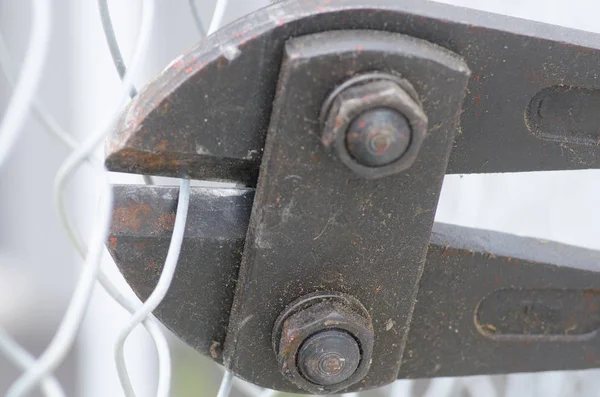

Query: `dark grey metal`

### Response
(106, 0, 600, 182)
(526, 85, 600, 146)
(399, 223, 600, 378)
(223, 30, 470, 392)
(107, 186, 600, 381)
(274, 293, 374, 393)
(322, 78, 427, 178)
(107, 185, 254, 362)
(346, 109, 412, 167)
(103, 0, 600, 391)
(298, 330, 361, 386)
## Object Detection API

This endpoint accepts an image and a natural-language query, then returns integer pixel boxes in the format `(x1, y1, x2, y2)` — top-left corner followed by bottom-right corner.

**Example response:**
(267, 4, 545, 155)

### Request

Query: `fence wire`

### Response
(1, 1, 600, 397)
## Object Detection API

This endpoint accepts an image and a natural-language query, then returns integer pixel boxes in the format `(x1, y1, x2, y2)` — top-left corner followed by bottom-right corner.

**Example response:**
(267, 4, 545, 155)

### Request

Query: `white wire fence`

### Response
(1, 0, 600, 397)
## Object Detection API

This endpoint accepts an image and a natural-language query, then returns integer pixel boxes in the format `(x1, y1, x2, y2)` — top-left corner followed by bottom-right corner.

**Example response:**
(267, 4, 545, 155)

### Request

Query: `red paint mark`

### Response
(358, 120, 366, 128)
(473, 74, 480, 82)
(171, 59, 185, 71)
(474, 94, 481, 108)
(277, 17, 285, 26)
(109, 236, 117, 249)
(184, 66, 194, 74)
(356, 45, 364, 51)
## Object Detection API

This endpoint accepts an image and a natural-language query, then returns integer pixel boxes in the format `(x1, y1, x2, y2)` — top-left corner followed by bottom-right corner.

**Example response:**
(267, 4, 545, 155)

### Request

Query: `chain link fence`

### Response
(1, 1, 600, 396)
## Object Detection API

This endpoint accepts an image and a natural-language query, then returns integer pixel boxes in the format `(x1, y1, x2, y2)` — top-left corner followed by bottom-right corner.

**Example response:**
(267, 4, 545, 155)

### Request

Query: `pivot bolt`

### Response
(346, 108, 412, 167)
(321, 74, 428, 178)
(297, 330, 361, 386)
(273, 293, 374, 394)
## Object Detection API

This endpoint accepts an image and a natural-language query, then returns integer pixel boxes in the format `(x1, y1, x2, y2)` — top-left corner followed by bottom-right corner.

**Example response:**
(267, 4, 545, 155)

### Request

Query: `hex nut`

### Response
(321, 75, 428, 178)
(274, 293, 374, 394)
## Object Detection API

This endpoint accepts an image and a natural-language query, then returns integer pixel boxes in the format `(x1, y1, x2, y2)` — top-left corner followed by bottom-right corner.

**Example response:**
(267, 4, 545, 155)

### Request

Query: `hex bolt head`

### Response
(273, 293, 374, 394)
(321, 74, 428, 179)
(297, 330, 361, 386)
(346, 108, 412, 167)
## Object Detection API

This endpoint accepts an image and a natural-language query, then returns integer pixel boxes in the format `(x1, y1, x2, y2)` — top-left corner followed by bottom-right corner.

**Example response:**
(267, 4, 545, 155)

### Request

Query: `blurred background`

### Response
(1, 0, 600, 396)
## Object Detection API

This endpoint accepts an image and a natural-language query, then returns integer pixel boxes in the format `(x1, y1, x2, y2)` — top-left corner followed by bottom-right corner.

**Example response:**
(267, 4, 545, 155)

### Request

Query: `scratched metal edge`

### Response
(105, 0, 600, 179)
(430, 222, 600, 272)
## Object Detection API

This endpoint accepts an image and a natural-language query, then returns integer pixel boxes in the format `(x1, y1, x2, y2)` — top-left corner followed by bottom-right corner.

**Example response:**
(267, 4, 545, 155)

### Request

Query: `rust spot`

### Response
(155, 211, 177, 232)
(112, 203, 153, 233)
(106, 148, 185, 176)
(109, 236, 117, 249)
(210, 341, 221, 360)
(216, 57, 227, 70)
(442, 248, 458, 258)
(155, 139, 169, 152)
(584, 290, 600, 311)
(160, 101, 169, 114)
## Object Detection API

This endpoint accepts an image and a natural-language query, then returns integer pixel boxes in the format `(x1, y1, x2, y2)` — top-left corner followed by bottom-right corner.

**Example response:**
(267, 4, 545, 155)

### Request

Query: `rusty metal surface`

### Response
(107, 185, 254, 361)
(274, 293, 374, 393)
(107, 186, 600, 380)
(222, 30, 470, 392)
(103, 0, 600, 391)
(321, 77, 428, 178)
(107, 158, 600, 385)
(106, 0, 600, 182)
(399, 223, 600, 379)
